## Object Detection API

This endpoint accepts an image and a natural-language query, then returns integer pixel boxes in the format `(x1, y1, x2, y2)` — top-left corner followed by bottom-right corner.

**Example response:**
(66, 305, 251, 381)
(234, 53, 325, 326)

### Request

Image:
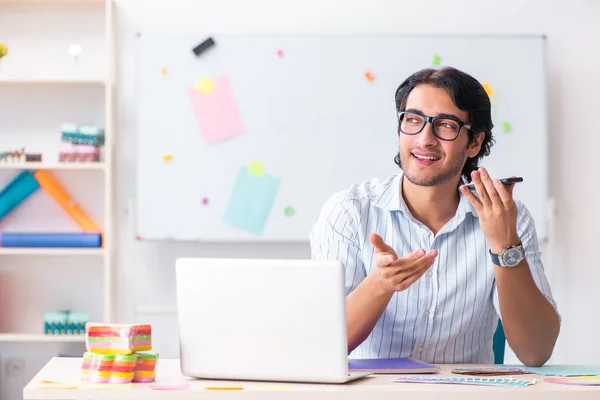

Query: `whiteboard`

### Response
(135, 34, 548, 242)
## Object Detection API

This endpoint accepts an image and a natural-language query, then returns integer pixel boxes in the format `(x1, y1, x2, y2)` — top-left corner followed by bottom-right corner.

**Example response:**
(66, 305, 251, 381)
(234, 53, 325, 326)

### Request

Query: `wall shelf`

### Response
(0, 248, 105, 256)
(0, 0, 104, 4)
(0, 334, 85, 343)
(0, 78, 106, 85)
(0, 162, 106, 171)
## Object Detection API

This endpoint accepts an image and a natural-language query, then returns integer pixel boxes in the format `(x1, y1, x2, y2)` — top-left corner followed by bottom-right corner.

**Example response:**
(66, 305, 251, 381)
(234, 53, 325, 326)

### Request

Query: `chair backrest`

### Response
(493, 319, 506, 364)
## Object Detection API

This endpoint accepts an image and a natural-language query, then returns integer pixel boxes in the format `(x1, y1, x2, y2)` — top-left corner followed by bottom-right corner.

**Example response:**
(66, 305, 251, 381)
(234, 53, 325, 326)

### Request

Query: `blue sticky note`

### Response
(223, 165, 280, 235)
(514, 365, 600, 376)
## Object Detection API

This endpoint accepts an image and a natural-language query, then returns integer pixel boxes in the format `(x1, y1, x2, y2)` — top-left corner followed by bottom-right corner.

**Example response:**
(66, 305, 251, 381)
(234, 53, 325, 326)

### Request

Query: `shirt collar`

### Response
(372, 171, 479, 220)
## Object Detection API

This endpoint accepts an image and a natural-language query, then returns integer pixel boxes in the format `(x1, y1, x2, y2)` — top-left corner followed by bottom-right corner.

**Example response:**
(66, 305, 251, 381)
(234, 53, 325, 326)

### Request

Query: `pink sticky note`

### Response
(188, 76, 245, 144)
(150, 383, 191, 390)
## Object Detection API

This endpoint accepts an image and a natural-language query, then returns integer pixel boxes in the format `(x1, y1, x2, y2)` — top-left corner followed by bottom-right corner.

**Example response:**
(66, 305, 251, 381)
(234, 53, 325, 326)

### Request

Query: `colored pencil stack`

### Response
(82, 323, 158, 384)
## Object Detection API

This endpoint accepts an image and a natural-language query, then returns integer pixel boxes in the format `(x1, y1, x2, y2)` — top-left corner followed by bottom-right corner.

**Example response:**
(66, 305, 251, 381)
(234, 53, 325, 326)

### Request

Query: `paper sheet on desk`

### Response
(544, 376, 600, 386)
(514, 365, 600, 376)
(392, 376, 536, 387)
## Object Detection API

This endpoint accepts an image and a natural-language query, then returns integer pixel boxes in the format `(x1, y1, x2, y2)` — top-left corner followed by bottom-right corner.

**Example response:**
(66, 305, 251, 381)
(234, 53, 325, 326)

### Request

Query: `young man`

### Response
(309, 67, 560, 367)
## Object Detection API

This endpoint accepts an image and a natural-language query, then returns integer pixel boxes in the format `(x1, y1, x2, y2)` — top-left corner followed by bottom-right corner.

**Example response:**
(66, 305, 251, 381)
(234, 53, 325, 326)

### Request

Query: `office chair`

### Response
(493, 319, 506, 364)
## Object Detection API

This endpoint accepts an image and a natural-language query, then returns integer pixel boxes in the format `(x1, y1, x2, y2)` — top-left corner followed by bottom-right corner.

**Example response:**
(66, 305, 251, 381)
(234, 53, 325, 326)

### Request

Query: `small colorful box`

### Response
(58, 143, 100, 162)
(25, 153, 42, 162)
(85, 323, 152, 355)
(61, 123, 105, 146)
(44, 311, 89, 335)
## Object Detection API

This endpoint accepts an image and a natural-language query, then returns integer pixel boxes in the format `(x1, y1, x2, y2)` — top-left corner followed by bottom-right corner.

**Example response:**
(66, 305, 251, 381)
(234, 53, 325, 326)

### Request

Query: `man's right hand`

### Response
(369, 233, 438, 292)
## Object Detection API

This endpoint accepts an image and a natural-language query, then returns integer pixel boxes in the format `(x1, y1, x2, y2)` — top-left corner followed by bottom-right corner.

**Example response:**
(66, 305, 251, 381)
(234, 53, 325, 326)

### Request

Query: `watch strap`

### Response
(489, 250, 501, 266)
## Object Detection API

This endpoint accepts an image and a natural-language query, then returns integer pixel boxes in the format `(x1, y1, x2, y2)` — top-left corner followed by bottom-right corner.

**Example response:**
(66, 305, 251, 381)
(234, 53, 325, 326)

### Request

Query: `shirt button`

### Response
(427, 271, 433, 277)
(424, 311, 429, 317)
(417, 347, 423, 353)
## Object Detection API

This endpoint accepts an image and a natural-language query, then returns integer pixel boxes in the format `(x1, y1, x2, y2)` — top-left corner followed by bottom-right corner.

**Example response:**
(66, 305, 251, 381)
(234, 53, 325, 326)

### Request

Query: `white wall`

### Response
(113, 0, 600, 365)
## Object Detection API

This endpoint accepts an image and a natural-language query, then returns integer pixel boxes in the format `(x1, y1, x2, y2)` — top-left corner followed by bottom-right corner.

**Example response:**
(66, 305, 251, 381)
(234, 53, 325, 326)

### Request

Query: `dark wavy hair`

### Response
(393, 66, 495, 183)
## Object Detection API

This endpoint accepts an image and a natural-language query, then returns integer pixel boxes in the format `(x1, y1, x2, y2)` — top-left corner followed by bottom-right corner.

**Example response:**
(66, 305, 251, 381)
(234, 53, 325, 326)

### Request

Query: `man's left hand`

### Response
(460, 167, 520, 254)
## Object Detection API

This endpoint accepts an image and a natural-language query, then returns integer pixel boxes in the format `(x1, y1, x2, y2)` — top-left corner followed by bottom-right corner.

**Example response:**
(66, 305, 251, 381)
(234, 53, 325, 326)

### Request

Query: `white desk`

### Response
(23, 357, 600, 400)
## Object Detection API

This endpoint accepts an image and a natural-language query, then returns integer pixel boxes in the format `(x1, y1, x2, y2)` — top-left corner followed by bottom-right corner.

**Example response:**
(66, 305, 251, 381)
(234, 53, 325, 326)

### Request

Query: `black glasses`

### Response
(397, 111, 472, 141)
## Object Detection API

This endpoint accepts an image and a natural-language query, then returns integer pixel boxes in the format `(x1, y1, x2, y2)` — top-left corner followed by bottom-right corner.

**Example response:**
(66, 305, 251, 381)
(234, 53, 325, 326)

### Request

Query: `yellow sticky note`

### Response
(36, 383, 78, 390)
(194, 76, 216, 94)
(0, 43, 8, 59)
(481, 81, 495, 97)
(162, 153, 173, 163)
(248, 161, 264, 177)
(204, 385, 244, 390)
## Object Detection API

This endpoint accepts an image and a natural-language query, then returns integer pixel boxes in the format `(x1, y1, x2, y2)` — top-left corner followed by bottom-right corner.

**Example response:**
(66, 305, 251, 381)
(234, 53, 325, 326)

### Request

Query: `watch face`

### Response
(502, 248, 522, 267)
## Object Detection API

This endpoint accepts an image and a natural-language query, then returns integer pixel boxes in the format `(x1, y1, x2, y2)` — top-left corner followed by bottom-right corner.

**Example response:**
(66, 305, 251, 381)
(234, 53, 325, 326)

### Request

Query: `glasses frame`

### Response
(397, 111, 472, 142)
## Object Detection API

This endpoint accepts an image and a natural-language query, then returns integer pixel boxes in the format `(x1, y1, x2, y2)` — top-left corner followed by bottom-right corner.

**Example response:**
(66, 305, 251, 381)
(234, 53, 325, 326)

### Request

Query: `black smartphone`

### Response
(464, 177, 523, 190)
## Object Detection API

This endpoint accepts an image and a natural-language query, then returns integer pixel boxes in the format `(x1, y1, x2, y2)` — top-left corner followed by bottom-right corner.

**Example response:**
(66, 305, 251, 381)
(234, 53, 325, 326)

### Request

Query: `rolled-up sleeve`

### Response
(493, 201, 560, 320)
(309, 193, 366, 295)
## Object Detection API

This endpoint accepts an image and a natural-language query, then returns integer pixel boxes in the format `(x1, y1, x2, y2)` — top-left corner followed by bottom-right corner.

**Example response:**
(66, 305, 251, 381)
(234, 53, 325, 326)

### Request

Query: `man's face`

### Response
(397, 84, 481, 187)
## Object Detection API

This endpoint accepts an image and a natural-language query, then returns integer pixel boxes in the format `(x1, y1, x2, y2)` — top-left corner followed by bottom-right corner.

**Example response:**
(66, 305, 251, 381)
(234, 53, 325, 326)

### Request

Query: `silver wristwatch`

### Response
(489, 243, 524, 267)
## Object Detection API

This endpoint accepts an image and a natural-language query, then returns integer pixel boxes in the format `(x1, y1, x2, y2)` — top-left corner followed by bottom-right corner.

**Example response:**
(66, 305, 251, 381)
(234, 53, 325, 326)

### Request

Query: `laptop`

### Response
(175, 257, 372, 383)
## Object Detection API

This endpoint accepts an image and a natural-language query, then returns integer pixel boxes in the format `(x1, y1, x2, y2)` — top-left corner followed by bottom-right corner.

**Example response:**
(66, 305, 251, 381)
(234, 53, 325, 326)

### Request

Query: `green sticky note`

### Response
(284, 206, 295, 217)
(248, 161, 264, 177)
(432, 54, 441, 66)
(223, 165, 281, 235)
(502, 121, 511, 133)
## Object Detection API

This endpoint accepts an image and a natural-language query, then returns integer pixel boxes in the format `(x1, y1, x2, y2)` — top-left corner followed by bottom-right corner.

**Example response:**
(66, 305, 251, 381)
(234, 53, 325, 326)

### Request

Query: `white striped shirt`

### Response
(309, 172, 558, 364)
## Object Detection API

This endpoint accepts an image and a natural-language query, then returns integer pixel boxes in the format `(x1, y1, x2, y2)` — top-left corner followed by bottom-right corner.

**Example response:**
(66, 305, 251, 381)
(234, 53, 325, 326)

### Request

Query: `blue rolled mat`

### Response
(0, 232, 102, 248)
(0, 171, 40, 220)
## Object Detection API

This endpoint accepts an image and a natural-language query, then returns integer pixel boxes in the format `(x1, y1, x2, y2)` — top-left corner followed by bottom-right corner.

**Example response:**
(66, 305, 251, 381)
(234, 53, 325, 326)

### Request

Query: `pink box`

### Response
(59, 143, 100, 162)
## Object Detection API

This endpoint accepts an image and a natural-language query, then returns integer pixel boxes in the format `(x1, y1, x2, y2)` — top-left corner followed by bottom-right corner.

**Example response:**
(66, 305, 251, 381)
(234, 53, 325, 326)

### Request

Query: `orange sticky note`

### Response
(363, 71, 375, 83)
(162, 153, 173, 163)
(481, 81, 494, 97)
(205, 386, 244, 390)
(36, 383, 78, 389)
